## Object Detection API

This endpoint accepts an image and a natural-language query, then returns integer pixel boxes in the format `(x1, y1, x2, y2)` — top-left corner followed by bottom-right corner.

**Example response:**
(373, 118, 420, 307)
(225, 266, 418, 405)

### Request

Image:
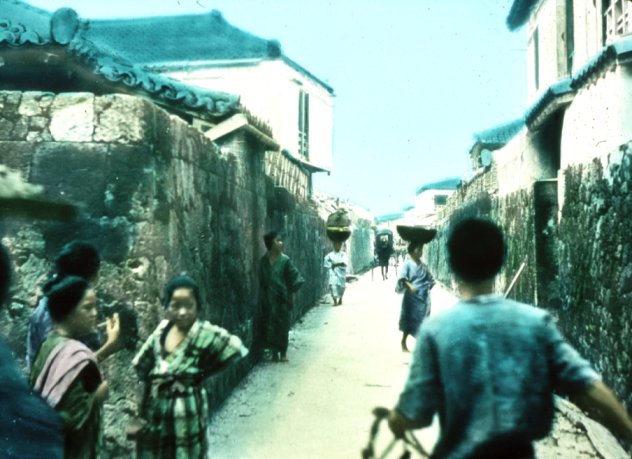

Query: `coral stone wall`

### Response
(0, 90, 328, 456)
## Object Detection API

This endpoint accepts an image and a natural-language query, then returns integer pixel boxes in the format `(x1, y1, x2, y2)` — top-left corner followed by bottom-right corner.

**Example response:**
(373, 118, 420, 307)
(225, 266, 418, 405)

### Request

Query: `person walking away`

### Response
(324, 240, 347, 306)
(388, 217, 632, 458)
(131, 274, 248, 459)
(396, 241, 435, 352)
(30, 276, 121, 459)
(259, 231, 305, 362)
(0, 243, 64, 458)
(27, 241, 119, 370)
(375, 233, 393, 280)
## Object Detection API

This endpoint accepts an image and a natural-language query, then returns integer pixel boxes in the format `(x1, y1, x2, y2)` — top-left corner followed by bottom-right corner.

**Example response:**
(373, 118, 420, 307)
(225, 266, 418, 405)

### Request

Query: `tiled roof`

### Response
(415, 177, 461, 195)
(525, 79, 574, 129)
(506, 0, 538, 31)
(571, 35, 632, 90)
(82, 11, 334, 94)
(84, 11, 278, 66)
(472, 118, 524, 149)
(1, 0, 239, 119)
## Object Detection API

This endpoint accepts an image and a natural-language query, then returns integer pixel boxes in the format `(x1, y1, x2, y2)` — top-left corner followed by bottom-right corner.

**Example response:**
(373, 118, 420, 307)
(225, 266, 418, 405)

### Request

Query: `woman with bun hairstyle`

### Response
(30, 276, 120, 459)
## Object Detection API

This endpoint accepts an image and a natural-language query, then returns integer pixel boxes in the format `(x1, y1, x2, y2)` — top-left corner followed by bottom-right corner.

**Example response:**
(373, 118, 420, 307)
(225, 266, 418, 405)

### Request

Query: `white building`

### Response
(83, 10, 335, 174)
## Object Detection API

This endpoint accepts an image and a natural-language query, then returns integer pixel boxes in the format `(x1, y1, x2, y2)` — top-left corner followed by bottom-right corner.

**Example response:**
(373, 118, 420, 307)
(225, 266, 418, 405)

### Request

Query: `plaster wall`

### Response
(167, 60, 334, 171)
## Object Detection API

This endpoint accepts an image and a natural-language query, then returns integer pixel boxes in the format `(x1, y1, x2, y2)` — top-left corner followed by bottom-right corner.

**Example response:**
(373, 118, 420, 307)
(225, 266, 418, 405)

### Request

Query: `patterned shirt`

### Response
(133, 319, 248, 459)
(396, 294, 600, 459)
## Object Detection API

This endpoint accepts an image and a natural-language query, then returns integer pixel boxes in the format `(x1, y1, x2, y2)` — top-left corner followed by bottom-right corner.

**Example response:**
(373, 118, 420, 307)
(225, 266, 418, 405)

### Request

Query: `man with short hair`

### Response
(388, 217, 632, 458)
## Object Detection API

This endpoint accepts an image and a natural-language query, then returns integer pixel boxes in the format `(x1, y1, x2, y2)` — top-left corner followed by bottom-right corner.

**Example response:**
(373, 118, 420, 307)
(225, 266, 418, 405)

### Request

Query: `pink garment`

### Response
(33, 338, 100, 408)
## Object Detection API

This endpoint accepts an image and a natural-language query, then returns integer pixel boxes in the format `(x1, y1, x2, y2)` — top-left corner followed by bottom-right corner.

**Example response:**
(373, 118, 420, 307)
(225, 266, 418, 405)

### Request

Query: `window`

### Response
(434, 194, 448, 206)
(533, 27, 540, 91)
(604, 0, 632, 42)
(298, 89, 309, 159)
(566, 0, 574, 75)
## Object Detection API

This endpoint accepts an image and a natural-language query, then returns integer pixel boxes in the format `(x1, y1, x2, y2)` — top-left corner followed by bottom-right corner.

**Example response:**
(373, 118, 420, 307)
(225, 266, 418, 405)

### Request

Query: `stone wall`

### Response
(428, 142, 632, 410)
(264, 149, 310, 200)
(555, 147, 632, 408)
(0, 90, 328, 456)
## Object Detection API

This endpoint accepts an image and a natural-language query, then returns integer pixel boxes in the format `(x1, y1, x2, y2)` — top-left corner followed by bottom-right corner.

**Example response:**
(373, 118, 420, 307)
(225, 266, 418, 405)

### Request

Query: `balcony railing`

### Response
(605, 0, 632, 42)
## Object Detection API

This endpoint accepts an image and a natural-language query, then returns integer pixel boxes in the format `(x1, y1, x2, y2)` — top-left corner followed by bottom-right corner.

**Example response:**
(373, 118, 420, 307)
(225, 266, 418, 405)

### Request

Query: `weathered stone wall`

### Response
(264, 148, 310, 200)
(0, 90, 328, 456)
(428, 178, 537, 305)
(555, 147, 632, 409)
(428, 143, 632, 410)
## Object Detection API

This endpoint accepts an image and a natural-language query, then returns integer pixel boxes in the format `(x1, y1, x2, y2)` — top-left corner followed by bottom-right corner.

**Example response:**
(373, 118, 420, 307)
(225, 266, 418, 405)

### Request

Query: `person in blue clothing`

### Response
(396, 241, 435, 352)
(388, 217, 632, 458)
(0, 242, 64, 458)
(27, 240, 119, 370)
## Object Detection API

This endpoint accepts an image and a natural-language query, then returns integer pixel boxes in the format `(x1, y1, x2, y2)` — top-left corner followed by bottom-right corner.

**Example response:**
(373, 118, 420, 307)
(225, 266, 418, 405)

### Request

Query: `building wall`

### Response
(411, 189, 456, 225)
(559, 67, 632, 210)
(167, 59, 334, 171)
(0, 90, 328, 457)
(527, 0, 563, 101)
(495, 128, 558, 196)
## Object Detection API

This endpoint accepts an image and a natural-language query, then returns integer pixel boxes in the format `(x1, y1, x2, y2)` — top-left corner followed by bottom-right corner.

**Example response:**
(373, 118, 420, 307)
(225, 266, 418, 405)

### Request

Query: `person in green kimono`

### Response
(132, 274, 249, 459)
(30, 276, 121, 459)
(259, 231, 305, 362)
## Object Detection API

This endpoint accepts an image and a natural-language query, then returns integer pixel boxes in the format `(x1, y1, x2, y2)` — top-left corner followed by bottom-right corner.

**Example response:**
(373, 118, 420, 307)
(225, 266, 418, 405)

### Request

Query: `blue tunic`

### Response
(396, 294, 601, 459)
(396, 258, 435, 335)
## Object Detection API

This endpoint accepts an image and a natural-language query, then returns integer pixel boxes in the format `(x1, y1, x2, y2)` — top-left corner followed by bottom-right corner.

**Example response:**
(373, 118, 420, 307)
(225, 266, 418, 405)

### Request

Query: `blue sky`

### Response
(28, 0, 527, 216)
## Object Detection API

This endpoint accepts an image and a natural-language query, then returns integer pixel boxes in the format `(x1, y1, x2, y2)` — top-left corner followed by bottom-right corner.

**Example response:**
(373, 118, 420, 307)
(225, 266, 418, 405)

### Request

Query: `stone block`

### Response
(50, 93, 95, 142)
(94, 94, 148, 144)
(18, 92, 54, 117)
(31, 142, 108, 214)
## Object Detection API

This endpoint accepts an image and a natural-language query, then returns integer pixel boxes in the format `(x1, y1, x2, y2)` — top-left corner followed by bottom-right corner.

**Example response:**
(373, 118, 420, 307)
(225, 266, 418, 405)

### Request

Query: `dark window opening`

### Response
(298, 90, 309, 159)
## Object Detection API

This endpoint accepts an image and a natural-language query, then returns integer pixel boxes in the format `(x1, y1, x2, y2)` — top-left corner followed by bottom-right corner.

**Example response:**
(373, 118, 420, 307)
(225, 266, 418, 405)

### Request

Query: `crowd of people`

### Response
(2, 217, 632, 458)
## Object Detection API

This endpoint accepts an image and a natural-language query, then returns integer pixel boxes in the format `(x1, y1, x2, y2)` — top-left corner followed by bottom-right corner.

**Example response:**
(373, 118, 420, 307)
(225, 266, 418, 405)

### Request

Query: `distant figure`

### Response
(0, 243, 64, 458)
(132, 274, 248, 459)
(395, 241, 435, 352)
(324, 240, 348, 306)
(374, 230, 394, 280)
(27, 241, 118, 370)
(259, 231, 305, 362)
(30, 276, 121, 459)
(389, 217, 632, 458)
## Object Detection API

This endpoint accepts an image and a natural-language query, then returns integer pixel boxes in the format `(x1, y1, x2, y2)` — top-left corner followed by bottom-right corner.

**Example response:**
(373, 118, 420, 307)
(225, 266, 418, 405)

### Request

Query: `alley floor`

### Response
(207, 268, 628, 459)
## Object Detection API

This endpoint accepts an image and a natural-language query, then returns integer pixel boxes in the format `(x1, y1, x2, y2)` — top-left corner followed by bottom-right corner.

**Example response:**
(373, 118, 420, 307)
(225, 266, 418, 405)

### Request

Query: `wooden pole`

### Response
(504, 261, 526, 298)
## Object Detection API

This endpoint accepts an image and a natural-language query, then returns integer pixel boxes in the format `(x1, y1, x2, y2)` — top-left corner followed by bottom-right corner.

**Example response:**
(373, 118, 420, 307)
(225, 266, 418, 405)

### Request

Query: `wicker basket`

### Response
(396, 225, 437, 243)
(326, 227, 352, 242)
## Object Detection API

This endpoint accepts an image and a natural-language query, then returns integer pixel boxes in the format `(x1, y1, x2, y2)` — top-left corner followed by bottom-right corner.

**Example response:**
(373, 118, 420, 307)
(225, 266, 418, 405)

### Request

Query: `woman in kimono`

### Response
(132, 274, 248, 459)
(323, 240, 347, 306)
(30, 276, 121, 459)
(396, 241, 435, 352)
(259, 231, 305, 362)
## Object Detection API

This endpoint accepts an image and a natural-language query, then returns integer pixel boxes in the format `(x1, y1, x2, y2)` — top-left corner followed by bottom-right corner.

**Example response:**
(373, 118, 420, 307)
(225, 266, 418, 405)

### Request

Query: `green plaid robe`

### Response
(259, 253, 305, 354)
(132, 320, 248, 459)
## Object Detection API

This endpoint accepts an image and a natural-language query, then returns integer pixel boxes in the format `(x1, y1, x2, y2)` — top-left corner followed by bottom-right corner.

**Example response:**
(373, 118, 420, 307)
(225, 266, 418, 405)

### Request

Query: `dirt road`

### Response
(207, 269, 628, 458)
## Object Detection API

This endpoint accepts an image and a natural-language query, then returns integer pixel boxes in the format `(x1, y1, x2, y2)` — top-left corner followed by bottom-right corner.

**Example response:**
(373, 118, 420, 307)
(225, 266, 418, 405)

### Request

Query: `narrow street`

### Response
(208, 267, 449, 459)
(207, 268, 629, 459)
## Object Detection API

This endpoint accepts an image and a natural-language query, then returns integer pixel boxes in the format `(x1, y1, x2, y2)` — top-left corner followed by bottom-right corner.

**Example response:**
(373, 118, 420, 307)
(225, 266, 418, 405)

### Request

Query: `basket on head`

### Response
(396, 225, 437, 244)
(326, 209, 352, 242)
(327, 227, 351, 243)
